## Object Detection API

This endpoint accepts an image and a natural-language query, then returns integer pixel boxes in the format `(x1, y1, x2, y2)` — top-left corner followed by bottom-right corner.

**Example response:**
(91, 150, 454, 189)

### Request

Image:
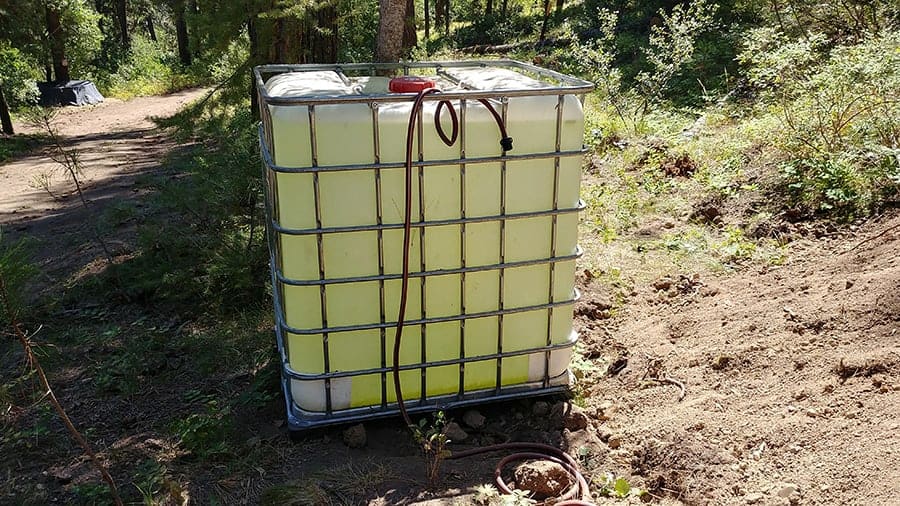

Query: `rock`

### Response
(551, 403, 590, 431)
(595, 425, 613, 442)
(443, 422, 469, 443)
(462, 409, 486, 430)
(700, 285, 720, 297)
(342, 424, 367, 448)
(652, 277, 674, 291)
(514, 460, 573, 498)
(597, 401, 617, 421)
(777, 483, 800, 498)
(532, 401, 551, 417)
(845, 279, 854, 289)
(744, 492, 764, 504)
(711, 355, 732, 370)
(607, 436, 622, 449)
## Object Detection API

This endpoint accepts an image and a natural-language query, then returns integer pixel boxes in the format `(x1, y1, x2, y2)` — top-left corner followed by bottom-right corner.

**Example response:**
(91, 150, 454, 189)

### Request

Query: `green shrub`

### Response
(91, 35, 204, 99)
(741, 30, 900, 218)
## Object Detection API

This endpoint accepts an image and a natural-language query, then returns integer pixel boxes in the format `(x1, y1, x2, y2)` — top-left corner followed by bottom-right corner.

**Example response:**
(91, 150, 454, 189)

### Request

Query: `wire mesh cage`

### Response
(255, 60, 594, 430)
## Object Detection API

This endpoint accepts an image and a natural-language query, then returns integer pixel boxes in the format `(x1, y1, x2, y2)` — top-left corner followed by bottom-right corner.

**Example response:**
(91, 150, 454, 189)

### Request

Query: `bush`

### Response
(741, 30, 900, 218)
(90, 35, 205, 99)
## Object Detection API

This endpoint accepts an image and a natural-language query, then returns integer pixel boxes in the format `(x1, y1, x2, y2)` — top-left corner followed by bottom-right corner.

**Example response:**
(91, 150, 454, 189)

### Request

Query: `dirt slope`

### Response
(576, 213, 900, 505)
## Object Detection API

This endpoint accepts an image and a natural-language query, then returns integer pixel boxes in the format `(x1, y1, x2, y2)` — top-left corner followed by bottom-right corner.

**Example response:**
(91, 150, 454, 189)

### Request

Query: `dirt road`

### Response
(0, 88, 207, 282)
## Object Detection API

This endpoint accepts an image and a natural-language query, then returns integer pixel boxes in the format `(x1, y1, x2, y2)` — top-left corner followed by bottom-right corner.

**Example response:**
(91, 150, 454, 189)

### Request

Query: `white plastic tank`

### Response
(259, 62, 589, 420)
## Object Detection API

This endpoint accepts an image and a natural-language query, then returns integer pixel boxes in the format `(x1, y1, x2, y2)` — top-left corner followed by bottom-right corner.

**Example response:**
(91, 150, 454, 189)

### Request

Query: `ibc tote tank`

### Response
(255, 61, 593, 430)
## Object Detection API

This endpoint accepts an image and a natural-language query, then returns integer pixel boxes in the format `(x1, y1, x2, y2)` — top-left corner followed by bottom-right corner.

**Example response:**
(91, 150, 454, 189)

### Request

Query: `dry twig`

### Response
(0, 274, 123, 506)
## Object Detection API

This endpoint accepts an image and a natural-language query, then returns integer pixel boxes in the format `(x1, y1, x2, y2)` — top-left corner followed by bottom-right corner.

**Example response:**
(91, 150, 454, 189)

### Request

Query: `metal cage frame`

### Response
(255, 60, 594, 430)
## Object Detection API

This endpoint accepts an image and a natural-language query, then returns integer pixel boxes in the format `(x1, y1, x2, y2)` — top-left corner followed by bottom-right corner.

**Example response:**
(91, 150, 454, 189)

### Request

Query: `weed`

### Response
(473, 483, 536, 505)
(595, 473, 646, 499)
(0, 133, 45, 163)
(259, 461, 394, 505)
(71, 482, 114, 505)
(170, 400, 234, 461)
(569, 343, 606, 407)
(410, 411, 451, 488)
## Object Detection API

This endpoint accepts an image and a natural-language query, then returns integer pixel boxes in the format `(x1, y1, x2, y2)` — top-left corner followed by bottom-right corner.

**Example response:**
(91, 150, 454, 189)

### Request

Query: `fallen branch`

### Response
(461, 37, 571, 55)
(0, 274, 123, 506)
(849, 221, 900, 252)
(660, 376, 687, 401)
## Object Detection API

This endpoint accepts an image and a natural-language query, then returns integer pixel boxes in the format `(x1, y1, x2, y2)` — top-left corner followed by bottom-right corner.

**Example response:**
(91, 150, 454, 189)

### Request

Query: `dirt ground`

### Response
(1, 93, 898, 506)
(0, 88, 207, 286)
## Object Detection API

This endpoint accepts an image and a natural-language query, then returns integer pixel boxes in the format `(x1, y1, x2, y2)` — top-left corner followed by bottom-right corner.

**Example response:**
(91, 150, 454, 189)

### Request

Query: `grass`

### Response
(0, 133, 46, 163)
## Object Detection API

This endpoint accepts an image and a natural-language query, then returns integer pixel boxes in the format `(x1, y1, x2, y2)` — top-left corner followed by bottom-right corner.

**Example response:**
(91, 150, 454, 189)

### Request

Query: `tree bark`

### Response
(486, 0, 493, 15)
(424, 0, 430, 40)
(539, 0, 551, 42)
(175, 2, 192, 66)
(501, 0, 508, 16)
(376, 0, 407, 62)
(434, 0, 444, 31)
(116, 0, 129, 49)
(402, 0, 417, 52)
(444, 0, 450, 34)
(146, 14, 157, 42)
(0, 84, 14, 135)
(249, 16, 259, 119)
(45, 7, 69, 83)
(555, 0, 564, 17)
(302, 3, 338, 63)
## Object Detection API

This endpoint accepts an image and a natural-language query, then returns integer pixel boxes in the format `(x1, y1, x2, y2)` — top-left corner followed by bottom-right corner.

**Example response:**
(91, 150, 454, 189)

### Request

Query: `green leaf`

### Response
(614, 477, 631, 497)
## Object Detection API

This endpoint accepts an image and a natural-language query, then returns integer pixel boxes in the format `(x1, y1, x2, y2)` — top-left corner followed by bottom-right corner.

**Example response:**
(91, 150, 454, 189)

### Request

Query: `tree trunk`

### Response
(117, 0, 129, 49)
(434, 0, 443, 31)
(376, 0, 407, 62)
(555, 0, 564, 17)
(249, 16, 260, 119)
(444, 0, 449, 34)
(175, 2, 192, 66)
(402, 0, 417, 52)
(0, 84, 14, 135)
(302, 3, 338, 63)
(424, 0, 430, 40)
(501, 0, 508, 16)
(539, 0, 551, 42)
(45, 7, 69, 83)
(146, 14, 157, 42)
(486, 0, 492, 15)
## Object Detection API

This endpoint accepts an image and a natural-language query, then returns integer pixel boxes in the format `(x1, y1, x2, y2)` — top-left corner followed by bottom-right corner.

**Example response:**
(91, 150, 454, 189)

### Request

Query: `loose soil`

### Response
(1, 95, 898, 506)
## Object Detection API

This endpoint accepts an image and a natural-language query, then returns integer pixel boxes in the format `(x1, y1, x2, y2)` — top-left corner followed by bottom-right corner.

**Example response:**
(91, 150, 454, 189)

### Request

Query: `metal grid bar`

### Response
(276, 247, 583, 286)
(545, 94, 564, 388)
(280, 292, 578, 335)
(495, 96, 509, 395)
(282, 337, 576, 380)
(261, 140, 586, 173)
(255, 60, 593, 106)
(417, 103, 427, 404)
(271, 203, 584, 236)
(371, 102, 388, 409)
(308, 105, 334, 415)
(458, 98, 467, 399)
